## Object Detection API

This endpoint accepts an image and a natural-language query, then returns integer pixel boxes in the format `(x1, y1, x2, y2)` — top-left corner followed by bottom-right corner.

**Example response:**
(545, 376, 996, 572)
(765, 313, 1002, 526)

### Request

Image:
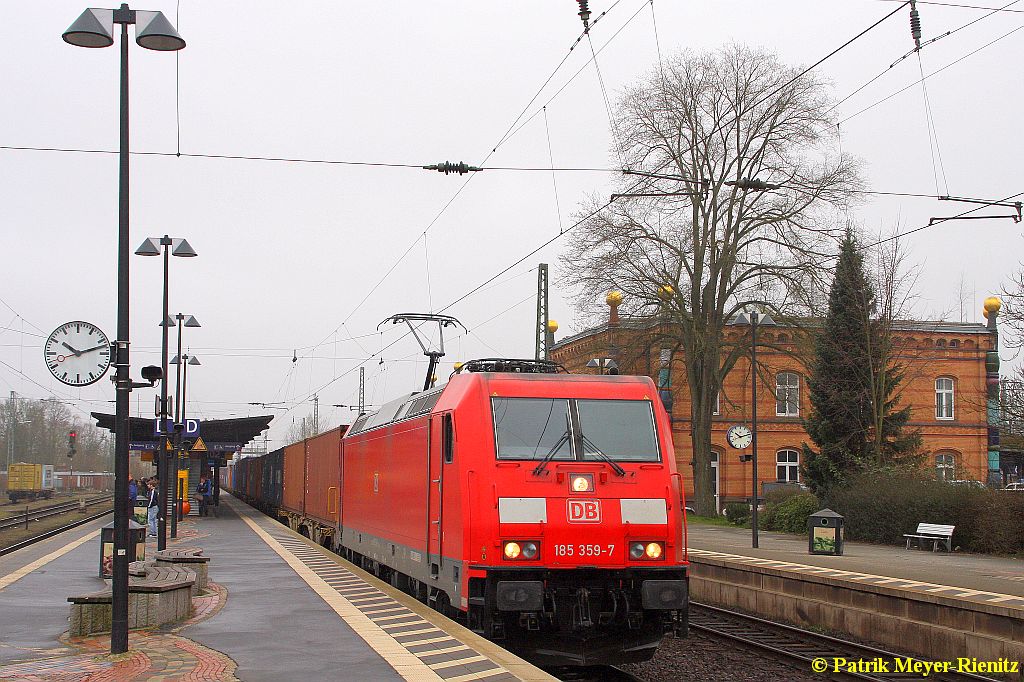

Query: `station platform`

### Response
(688, 521, 1024, 609)
(0, 495, 554, 682)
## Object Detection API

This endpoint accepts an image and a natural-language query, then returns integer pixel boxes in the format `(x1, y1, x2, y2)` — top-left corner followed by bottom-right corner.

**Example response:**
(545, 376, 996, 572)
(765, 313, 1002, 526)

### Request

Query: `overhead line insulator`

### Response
(577, 0, 592, 32)
(910, 1, 922, 50)
(423, 161, 481, 175)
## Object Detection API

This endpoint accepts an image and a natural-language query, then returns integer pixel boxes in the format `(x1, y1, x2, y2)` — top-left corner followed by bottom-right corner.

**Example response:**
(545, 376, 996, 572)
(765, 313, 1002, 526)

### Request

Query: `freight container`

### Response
(281, 441, 306, 515)
(304, 427, 343, 526)
(8, 462, 56, 502)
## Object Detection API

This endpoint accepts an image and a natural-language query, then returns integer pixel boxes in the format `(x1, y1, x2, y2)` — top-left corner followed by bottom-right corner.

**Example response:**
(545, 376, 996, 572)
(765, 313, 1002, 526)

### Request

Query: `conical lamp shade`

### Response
(63, 8, 114, 48)
(172, 239, 198, 257)
(135, 11, 185, 51)
(135, 238, 161, 256)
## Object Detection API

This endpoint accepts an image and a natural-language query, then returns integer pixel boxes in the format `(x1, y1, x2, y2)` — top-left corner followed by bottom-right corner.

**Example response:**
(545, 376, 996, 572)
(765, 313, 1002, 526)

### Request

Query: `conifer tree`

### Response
(802, 233, 921, 495)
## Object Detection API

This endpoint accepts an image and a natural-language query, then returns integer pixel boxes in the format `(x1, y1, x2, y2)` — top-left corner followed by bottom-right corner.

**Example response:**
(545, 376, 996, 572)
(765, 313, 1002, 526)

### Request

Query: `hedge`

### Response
(823, 471, 1024, 554)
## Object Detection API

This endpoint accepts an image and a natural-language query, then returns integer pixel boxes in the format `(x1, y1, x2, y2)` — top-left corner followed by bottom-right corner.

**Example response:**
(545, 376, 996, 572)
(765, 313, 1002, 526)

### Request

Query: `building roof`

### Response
(551, 316, 991, 351)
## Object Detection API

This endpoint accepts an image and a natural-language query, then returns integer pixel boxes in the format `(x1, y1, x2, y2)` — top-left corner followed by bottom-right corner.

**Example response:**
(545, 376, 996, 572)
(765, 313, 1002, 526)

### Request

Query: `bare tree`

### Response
(561, 45, 859, 514)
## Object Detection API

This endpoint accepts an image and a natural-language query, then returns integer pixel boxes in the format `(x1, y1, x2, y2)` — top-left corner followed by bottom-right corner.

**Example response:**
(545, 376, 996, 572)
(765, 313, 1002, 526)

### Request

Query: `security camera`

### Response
(140, 365, 163, 385)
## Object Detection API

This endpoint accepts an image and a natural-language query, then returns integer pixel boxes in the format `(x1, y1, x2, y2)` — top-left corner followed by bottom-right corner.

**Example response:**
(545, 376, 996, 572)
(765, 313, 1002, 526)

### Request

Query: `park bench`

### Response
(67, 561, 198, 637)
(903, 523, 955, 552)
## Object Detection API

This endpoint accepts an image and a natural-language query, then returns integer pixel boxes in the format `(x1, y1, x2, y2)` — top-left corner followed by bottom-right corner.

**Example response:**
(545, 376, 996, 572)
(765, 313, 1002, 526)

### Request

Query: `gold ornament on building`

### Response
(983, 296, 1002, 314)
(546, 320, 559, 333)
(606, 291, 623, 306)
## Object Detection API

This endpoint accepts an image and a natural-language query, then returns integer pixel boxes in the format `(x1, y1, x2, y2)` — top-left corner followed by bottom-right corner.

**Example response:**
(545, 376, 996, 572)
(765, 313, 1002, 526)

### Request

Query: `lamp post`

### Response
(170, 352, 200, 521)
(733, 310, 776, 549)
(135, 236, 197, 551)
(169, 316, 200, 535)
(63, 4, 184, 655)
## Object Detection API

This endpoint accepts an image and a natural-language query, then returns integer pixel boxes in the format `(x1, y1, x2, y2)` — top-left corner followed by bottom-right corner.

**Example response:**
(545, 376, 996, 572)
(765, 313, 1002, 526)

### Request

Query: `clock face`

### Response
(726, 424, 753, 449)
(44, 321, 111, 386)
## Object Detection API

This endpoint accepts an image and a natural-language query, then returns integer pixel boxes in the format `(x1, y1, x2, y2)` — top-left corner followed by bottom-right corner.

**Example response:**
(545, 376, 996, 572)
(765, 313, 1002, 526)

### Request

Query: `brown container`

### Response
(304, 427, 343, 525)
(281, 440, 306, 514)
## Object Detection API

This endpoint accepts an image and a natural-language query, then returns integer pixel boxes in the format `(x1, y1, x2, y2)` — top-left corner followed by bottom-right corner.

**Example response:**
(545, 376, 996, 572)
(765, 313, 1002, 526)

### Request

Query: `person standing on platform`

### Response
(128, 474, 138, 507)
(197, 474, 212, 517)
(146, 478, 160, 537)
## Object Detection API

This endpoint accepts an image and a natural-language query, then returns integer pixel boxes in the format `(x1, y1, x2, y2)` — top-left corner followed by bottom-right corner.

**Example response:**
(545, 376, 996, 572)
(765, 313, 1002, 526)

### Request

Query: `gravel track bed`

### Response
(621, 631, 821, 682)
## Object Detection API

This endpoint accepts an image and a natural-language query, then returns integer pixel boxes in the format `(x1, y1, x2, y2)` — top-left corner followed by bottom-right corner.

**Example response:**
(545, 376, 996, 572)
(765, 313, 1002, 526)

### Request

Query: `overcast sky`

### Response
(1, 1, 1021, 448)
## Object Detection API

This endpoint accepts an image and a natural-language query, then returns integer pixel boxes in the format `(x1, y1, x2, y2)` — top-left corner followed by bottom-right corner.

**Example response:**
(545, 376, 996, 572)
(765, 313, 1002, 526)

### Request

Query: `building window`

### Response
(713, 389, 720, 415)
(936, 339, 946, 348)
(776, 372, 800, 416)
(777, 449, 799, 482)
(935, 377, 955, 420)
(935, 452, 955, 481)
(948, 339, 959, 348)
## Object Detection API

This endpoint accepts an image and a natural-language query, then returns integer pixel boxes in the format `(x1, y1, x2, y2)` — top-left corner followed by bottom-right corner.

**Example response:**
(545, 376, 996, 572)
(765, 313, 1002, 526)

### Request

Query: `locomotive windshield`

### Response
(492, 397, 660, 462)
(577, 399, 660, 462)
(493, 398, 573, 460)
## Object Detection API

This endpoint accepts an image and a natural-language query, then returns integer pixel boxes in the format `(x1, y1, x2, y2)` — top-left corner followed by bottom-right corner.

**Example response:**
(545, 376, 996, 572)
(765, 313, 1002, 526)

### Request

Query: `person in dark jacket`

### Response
(197, 475, 213, 517)
(146, 478, 160, 537)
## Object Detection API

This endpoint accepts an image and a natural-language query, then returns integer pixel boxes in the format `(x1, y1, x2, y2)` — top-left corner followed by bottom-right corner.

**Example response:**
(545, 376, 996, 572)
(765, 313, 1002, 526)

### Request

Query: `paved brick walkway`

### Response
(0, 518, 238, 682)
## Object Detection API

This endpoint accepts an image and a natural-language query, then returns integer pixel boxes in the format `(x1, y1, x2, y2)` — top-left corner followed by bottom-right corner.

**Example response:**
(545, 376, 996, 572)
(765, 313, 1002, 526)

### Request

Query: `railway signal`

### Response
(68, 430, 77, 457)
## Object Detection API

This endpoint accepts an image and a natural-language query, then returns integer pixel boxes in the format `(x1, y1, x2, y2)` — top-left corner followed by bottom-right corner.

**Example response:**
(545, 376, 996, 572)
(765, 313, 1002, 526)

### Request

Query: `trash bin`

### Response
(808, 508, 844, 556)
(99, 519, 147, 578)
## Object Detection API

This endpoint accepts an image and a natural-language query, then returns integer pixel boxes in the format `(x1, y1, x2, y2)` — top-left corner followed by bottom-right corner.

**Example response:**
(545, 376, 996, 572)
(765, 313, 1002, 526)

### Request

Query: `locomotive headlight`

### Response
(503, 541, 540, 560)
(570, 474, 594, 493)
(629, 541, 665, 560)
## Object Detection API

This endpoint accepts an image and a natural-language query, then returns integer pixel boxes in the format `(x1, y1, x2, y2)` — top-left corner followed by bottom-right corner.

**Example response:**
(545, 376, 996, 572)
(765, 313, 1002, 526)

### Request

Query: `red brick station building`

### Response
(550, 295, 1007, 511)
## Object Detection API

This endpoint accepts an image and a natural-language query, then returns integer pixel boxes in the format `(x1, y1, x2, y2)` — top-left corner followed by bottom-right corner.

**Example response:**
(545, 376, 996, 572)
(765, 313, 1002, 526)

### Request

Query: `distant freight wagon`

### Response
(7, 462, 55, 502)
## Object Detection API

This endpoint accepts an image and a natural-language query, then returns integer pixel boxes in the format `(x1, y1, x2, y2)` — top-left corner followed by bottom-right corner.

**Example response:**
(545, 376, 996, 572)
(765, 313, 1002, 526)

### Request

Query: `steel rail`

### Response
(549, 665, 645, 681)
(690, 602, 1000, 682)
(0, 507, 112, 556)
(0, 494, 113, 532)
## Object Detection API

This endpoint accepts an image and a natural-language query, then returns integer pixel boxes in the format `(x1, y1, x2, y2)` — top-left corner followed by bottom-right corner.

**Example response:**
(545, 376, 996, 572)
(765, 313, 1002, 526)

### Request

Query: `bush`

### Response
(823, 470, 1024, 554)
(764, 493, 821, 534)
(724, 502, 750, 526)
(761, 485, 808, 530)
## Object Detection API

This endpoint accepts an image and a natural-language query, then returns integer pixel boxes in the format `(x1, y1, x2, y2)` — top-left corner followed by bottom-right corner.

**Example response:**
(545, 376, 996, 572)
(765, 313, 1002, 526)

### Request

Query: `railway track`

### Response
(689, 602, 1002, 682)
(549, 665, 644, 681)
(0, 494, 113, 532)
(0, 495, 113, 556)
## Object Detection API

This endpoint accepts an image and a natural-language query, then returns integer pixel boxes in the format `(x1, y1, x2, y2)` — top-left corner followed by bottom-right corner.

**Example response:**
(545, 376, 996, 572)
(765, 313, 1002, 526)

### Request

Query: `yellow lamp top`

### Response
(658, 284, 674, 300)
(606, 290, 623, 306)
(546, 319, 559, 333)
(983, 296, 1002, 314)
(453, 362, 464, 372)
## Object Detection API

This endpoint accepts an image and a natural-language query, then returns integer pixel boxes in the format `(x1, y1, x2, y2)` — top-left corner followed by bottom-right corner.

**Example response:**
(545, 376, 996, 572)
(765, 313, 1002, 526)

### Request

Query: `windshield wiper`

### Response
(581, 435, 626, 476)
(532, 430, 571, 476)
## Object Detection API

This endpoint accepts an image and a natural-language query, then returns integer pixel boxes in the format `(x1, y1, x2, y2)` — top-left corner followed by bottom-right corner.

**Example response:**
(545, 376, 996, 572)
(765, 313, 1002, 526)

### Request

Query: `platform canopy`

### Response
(91, 413, 274, 451)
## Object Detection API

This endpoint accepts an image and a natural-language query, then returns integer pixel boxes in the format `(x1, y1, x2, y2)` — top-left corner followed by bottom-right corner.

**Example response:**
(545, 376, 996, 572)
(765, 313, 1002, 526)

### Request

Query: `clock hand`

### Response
(80, 344, 109, 353)
(61, 342, 83, 357)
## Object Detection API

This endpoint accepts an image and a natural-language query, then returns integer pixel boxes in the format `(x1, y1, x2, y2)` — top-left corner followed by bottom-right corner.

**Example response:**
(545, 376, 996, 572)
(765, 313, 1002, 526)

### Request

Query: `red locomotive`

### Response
(230, 358, 689, 666)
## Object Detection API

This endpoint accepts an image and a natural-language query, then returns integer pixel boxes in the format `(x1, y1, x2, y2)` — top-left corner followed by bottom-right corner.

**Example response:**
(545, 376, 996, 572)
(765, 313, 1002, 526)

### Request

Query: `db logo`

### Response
(567, 499, 602, 523)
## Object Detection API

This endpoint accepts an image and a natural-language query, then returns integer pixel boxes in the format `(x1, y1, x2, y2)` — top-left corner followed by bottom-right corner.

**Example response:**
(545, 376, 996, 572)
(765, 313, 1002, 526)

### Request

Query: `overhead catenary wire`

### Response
(838, 22, 1024, 124)
(831, 0, 1020, 114)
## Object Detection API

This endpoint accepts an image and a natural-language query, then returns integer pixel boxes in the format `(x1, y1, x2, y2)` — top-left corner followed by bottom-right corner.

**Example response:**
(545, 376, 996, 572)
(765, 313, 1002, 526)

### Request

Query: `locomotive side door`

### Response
(426, 412, 450, 579)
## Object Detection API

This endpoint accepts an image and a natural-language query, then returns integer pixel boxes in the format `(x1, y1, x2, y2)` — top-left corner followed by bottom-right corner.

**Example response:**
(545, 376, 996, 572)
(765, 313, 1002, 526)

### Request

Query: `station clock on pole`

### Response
(44, 321, 112, 386)
(726, 424, 752, 450)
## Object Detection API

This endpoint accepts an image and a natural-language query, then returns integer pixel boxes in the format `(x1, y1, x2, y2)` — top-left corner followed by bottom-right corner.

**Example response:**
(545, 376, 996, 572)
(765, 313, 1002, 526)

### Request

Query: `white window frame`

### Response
(776, 372, 800, 417)
(935, 452, 955, 481)
(713, 389, 720, 416)
(776, 448, 800, 482)
(935, 377, 955, 420)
